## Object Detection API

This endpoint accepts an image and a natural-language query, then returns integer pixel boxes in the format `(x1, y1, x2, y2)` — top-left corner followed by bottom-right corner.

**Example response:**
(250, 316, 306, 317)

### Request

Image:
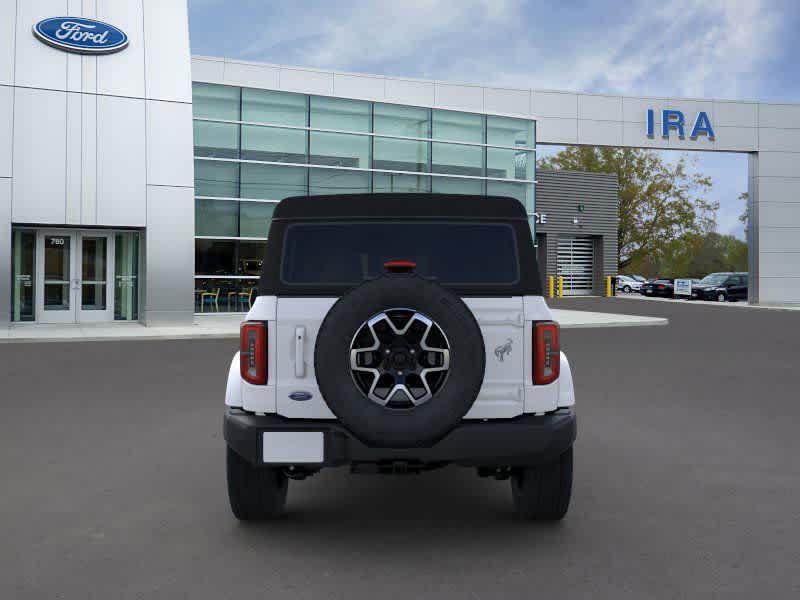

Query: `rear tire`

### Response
(623, 285, 631, 293)
(511, 447, 573, 520)
(227, 446, 288, 520)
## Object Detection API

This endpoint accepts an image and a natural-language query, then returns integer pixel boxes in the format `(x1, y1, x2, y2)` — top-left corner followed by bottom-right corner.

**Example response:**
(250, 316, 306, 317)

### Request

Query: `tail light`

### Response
(533, 321, 560, 385)
(384, 259, 416, 274)
(240, 321, 267, 385)
(657, 284, 665, 290)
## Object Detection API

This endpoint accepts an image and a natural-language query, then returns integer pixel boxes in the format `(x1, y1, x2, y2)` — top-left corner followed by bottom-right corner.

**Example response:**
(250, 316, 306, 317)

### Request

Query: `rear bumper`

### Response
(224, 408, 576, 468)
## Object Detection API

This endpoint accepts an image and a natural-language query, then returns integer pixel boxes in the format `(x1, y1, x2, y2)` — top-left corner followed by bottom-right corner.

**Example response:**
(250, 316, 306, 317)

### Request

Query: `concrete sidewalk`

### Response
(0, 308, 667, 343)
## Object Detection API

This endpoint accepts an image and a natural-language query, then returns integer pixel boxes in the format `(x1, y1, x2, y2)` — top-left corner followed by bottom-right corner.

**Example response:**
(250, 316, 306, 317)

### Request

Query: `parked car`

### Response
(691, 272, 748, 302)
(640, 279, 674, 297)
(616, 274, 643, 293)
(630, 275, 647, 283)
(223, 194, 577, 521)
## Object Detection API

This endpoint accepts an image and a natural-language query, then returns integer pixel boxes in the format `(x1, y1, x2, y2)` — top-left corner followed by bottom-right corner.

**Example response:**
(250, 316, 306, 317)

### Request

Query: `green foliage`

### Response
(623, 232, 747, 278)
(538, 146, 718, 269)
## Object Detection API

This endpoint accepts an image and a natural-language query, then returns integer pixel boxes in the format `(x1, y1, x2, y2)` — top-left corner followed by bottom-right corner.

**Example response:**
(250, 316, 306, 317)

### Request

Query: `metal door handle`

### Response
(294, 326, 306, 378)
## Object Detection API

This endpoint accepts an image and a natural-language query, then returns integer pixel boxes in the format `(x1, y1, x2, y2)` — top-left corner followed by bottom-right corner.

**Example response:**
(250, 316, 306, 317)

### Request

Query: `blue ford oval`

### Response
(33, 17, 128, 55)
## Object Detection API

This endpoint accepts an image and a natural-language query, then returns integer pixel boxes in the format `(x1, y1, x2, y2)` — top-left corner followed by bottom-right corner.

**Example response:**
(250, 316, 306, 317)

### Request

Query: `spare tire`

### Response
(314, 276, 485, 448)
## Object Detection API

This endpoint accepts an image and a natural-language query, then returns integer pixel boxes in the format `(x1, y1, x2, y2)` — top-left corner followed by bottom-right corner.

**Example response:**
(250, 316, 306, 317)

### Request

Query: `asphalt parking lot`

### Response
(2, 298, 799, 599)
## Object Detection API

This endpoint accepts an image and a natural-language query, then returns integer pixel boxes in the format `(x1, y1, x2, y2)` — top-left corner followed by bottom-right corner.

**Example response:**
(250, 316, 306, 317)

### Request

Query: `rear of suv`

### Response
(224, 194, 577, 520)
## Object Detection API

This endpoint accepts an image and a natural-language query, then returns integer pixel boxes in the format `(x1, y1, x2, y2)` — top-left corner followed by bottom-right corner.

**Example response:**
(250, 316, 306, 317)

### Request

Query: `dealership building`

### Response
(2, 2, 800, 327)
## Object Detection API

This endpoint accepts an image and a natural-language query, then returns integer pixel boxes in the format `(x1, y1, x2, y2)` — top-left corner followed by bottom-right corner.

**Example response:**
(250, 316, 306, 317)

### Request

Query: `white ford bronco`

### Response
(224, 194, 576, 520)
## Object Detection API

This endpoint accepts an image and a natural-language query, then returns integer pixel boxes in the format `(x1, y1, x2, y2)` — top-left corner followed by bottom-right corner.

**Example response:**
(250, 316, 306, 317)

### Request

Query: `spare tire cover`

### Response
(314, 276, 485, 448)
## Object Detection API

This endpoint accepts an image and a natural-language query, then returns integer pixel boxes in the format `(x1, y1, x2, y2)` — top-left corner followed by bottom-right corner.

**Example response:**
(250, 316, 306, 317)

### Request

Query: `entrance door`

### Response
(36, 231, 114, 323)
(557, 236, 594, 296)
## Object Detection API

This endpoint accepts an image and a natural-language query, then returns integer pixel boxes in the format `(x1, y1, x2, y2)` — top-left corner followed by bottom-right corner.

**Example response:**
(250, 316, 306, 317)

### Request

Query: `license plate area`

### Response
(262, 431, 324, 464)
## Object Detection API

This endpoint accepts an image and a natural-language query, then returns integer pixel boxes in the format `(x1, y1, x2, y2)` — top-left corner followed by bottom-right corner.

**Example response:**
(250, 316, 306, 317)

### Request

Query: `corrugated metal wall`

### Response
(535, 170, 619, 294)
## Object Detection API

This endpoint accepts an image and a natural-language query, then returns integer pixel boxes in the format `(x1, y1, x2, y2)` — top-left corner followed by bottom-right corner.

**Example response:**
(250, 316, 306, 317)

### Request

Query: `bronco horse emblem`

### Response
(494, 338, 513, 362)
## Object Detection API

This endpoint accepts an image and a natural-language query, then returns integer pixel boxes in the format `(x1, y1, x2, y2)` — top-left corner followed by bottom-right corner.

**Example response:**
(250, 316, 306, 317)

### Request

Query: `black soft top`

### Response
(260, 193, 541, 297)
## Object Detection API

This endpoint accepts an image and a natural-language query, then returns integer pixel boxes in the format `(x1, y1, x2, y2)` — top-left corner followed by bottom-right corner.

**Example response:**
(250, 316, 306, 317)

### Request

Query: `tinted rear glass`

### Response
(281, 221, 520, 286)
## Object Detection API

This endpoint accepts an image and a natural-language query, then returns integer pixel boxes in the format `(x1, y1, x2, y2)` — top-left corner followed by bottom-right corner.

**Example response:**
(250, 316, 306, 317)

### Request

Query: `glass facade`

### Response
(192, 82, 536, 312)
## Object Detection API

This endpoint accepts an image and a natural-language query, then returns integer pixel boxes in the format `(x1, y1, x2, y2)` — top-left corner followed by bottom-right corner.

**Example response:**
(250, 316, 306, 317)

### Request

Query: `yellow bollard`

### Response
(606, 275, 612, 297)
(558, 276, 564, 298)
(548, 275, 554, 298)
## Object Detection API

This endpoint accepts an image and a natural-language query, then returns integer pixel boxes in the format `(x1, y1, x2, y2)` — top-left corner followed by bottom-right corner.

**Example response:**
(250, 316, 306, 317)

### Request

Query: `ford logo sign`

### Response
(289, 391, 313, 402)
(33, 17, 128, 55)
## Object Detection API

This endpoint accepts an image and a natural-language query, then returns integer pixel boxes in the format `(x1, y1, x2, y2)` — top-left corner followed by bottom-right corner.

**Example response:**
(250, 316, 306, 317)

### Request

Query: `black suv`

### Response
(691, 272, 749, 302)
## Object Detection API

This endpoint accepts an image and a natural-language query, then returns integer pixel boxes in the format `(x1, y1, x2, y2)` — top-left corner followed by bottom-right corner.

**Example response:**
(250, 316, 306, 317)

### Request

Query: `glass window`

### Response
(487, 116, 534, 148)
(374, 103, 430, 137)
(195, 198, 238, 237)
(373, 137, 429, 172)
(431, 176, 484, 195)
(192, 83, 240, 121)
(281, 222, 519, 286)
(193, 121, 239, 159)
(238, 242, 266, 275)
(310, 131, 370, 168)
(11, 230, 35, 322)
(309, 168, 371, 195)
(114, 232, 139, 321)
(373, 173, 430, 193)
(239, 201, 276, 238)
(311, 96, 370, 132)
(432, 110, 484, 143)
(240, 163, 307, 200)
(241, 125, 306, 163)
(487, 181, 533, 207)
(242, 88, 307, 126)
(194, 160, 239, 198)
(487, 148, 533, 180)
(195, 240, 236, 275)
(432, 142, 484, 176)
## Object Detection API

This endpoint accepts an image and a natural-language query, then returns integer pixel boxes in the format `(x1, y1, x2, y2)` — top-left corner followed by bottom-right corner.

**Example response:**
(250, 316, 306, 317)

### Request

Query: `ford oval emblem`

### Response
(33, 17, 129, 55)
(289, 391, 313, 402)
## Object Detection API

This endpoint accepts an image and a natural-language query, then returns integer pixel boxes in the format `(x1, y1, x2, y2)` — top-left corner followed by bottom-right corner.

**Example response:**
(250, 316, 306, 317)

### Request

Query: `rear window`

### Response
(281, 221, 520, 286)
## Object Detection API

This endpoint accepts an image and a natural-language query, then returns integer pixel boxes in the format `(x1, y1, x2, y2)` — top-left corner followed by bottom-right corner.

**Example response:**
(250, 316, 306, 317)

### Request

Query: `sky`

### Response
(188, 0, 800, 240)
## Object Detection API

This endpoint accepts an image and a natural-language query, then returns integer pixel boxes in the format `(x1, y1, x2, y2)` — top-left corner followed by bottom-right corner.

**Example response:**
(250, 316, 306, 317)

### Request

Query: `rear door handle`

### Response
(294, 326, 306, 378)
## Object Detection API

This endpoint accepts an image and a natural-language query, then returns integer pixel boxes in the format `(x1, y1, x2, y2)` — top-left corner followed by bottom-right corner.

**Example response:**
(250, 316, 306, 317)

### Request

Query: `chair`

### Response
(200, 288, 220, 312)
(237, 287, 255, 311)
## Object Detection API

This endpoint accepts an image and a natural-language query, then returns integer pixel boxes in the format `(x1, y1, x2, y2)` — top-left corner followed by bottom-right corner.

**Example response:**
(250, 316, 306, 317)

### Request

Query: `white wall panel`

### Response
(621, 96, 654, 123)
(223, 60, 278, 89)
(333, 73, 384, 101)
(578, 119, 623, 146)
(484, 87, 530, 117)
(385, 78, 435, 107)
(759, 128, 800, 153)
(435, 82, 483, 112)
(533, 91, 577, 119)
(713, 126, 757, 152)
(758, 277, 800, 304)
(65, 92, 82, 223)
(756, 177, 800, 206)
(0, 1, 15, 85)
(191, 57, 225, 83)
(759, 253, 800, 277)
(0, 178, 11, 324)
(759, 103, 800, 129)
(713, 101, 757, 128)
(96, 0, 145, 98)
(80, 92, 97, 224)
(578, 94, 622, 121)
(96, 95, 146, 225)
(146, 100, 194, 187)
(757, 152, 800, 178)
(0, 85, 12, 178)
(143, 0, 191, 102)
(14, 0, 69, 90)
(757, 226, 800, 251)
(11, 87, 66, 223)
(536, 117, 577, 145)
(279, 67, 334, 95)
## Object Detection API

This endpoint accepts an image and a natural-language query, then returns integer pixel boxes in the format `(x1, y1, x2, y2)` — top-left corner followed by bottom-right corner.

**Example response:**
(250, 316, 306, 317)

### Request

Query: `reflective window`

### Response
(195, 198, 238, 237)
(373, 137, 429, 172)
(432, 110, 484, 143)
(432, 176, 484, 195)
(373, 173, 430, 193)
(309, 168, 371, 195)
(11, 230, 35, 322)
(241, 125, 306, 163)
(239, 201, 277, 238)
(487, 181, 533, 207)
(310, 132, 370, 168)
(194, 278, 259, 313)
(374, 103, 429, 137)
(239, 242, 266, 275)
(193, 121, 239, 159)
(432, 142, 484, 176)
(487, 116, 534, 148)
(195, 240, 236, 275)
(240, 163, 307, 200)
(242, 88, 307, 126)
(311, 96, 370, 131)
(194, 160, 239, 198)
(487, 148, 533, 180)
(192, 83, 240, 121)
(114, 232, 139, 321)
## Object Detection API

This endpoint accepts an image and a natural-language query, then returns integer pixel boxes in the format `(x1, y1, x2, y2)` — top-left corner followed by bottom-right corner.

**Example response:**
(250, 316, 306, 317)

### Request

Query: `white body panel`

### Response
(229, 294, 576, 420)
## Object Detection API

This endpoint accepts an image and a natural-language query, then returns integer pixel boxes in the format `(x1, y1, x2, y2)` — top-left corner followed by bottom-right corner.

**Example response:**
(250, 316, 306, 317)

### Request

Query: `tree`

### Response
(538, 147, 718, 271)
